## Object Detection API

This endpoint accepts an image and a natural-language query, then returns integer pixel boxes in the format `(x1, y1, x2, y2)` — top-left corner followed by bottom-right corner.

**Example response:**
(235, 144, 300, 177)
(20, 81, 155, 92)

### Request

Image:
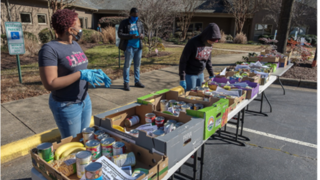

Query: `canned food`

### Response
(173, 113, 179, 117)
(198, 88, 205, 94)
(129, 129, 139, 137)
(187, 103, 194, 109)
(113, 142, 126, 156)
(204, 92, 212, 97)
(125, 115, 140, 127)
(152, 129, 165, 137)
(94, 130, 105, 140)
(145, 113, 156, 125)
(101, 137, 115, 159)
(85, 162, 103, 180)
(168, 100, 177, 107)
(97, 134, 110, 142)
(112, 152, 136, 167)
(37, 142, 54, 163)
(155, 116, 165, 128)
(204, 87, 210, 92)
(76, 151, 92, 178)
(82, 127, 95, 144)
(176, 101, 186, 106)
(174, 109, 182, 116)
(86, 140, 101, 162)
(175, 122, 184, 128)
(132, 168, 149, 178)
(164, 123, 175, 134)
(194, 103, 204, 110)
(167, 120, 177, 124)
(172, 105, 181, 111)
(160, 99, 168, 112)
(181, 104, 191, 113)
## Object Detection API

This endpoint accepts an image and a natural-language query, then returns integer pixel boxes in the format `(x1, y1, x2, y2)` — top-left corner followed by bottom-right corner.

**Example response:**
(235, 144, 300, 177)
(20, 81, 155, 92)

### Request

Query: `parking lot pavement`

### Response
(1, 85, 316, 180)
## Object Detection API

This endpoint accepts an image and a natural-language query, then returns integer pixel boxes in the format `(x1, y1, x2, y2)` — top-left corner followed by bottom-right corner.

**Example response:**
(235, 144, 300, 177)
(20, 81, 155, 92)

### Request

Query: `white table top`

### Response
(271, 63, 294, 76)
(33, 72, 281, 180)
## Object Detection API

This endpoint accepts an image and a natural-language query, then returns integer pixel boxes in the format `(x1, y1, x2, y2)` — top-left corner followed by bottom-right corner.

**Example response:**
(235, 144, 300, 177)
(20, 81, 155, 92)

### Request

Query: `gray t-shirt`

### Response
(38, 40, 88, 103)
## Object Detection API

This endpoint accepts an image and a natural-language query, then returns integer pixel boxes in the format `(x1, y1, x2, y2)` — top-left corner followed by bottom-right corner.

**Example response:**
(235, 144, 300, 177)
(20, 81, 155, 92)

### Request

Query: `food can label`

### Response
(39, 146, 54, 163)
(85, 170, 103, 180)
(113, 153, 136, 167)
(113, 146, 125, 156)
(102, 145, 113, 159)
(145, 116, 155, 125)
(127, 116, 140, 126)
(86, 144, 101, 161)
(77, 157, 92, 178)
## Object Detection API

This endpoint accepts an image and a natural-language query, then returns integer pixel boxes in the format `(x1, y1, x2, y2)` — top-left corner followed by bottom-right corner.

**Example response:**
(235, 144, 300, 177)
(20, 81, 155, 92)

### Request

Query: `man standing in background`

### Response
(118, 8, 145, 91)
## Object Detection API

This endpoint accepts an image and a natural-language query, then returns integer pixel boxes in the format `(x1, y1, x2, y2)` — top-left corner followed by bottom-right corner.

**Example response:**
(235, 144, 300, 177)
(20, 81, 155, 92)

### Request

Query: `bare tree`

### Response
(223, 0, 259, 33)
(261, 0, 317, 30)
(47, 0, 79, 39)
(176, 0, 199, 40)
(128, 0, 179, 53)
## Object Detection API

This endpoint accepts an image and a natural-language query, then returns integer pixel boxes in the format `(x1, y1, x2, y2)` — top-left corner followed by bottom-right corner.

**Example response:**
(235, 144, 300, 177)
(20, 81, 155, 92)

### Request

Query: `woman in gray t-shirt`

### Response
(38, 9, 111, 138)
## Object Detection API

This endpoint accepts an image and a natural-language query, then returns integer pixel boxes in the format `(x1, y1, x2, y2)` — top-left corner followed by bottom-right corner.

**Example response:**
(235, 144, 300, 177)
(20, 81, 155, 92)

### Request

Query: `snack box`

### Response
(248, 56, 279, 63)
(94, 101, 204, 169)
(31, 127, 168, 180)
(138, 89, 227, 140)
(233, 81, 259, 99)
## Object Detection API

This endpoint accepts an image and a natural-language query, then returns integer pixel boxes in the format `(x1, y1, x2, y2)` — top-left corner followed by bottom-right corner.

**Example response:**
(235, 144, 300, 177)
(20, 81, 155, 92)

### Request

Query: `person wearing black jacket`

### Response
(179, 23, 221, 91)
(118, 8, 145, 91)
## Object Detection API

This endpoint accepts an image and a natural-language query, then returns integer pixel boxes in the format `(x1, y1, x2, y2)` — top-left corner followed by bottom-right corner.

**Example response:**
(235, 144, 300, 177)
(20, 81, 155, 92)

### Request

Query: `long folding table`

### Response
(31, 66, 294, 180)
(271, 63, 294, 95)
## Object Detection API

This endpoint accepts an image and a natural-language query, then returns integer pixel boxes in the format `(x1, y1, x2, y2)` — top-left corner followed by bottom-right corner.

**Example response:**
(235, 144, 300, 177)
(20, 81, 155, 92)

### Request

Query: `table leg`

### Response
(199, 144, 205, 180)
(245, 92, 268, 116)
(278, 76, 285, 95)
(193, 150, 198, 180)
(240, 108, 245, 136)
(235, 111, 240, 141)
(263, 92, 272, 113)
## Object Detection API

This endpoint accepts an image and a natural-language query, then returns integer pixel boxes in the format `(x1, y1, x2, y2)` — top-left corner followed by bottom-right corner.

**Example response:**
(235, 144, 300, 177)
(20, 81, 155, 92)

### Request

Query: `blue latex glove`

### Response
(96, 69, 112, 88)
(180, 80, 187, 90)
(80, 69, 104, 88)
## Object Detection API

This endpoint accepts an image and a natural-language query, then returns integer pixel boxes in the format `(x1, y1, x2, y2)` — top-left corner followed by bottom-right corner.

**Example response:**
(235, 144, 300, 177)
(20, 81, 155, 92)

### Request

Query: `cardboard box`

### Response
(279, 57, 288, 67)
(235, 81, 259, 99)
(248, 57, 279, 63)
(212, 99, 229, 128)
(31, 129, 168, 180)
(94, 101, 204, 169)
(284, 50, 292, 59)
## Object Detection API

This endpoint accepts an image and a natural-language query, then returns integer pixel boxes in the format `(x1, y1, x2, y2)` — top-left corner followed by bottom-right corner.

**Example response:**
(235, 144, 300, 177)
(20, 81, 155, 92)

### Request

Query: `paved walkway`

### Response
(1, 65, 229, 146)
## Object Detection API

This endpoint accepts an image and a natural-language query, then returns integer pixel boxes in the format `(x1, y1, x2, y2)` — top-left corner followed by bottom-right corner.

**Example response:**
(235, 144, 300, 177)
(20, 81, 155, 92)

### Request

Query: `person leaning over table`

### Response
(179, 23, 221, 91)
(38, 9, 112, 138)
(118, 8, 145, 91)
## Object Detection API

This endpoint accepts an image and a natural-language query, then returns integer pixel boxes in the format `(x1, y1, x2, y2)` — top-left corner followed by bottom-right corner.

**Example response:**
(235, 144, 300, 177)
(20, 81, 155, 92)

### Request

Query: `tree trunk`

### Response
(47, 1, 55, 40)
(276, 0, 294, 53)
(6, 0, 12, 21)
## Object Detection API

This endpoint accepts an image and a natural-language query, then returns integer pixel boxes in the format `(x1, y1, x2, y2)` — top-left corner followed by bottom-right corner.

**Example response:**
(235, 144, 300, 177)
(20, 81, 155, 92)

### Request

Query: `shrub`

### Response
(99, 16, 126, 26)
(23, 31, 38, 42)
(101, 27, 116, 44)
(142, 46, 149, 57)
(24, 38, 41, 56)
(38, 28, 54, 43)
(174, 31, 182, 38)
(226, 34, 233, 41)
(193, 31, 201, 36)
(155, 43, 165, 51)
(219, 30, 226, 43)
(233, 32, 247, 44)
(247, 41, 254, 44)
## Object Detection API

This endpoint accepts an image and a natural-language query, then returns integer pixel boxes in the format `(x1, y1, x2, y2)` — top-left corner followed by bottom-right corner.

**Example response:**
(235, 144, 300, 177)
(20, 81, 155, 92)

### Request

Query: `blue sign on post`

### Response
(11, 32, 20, 39)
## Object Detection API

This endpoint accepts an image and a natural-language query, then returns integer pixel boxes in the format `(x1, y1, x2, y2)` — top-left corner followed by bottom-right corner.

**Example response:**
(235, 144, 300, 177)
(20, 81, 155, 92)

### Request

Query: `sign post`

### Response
(5, 22, 25, 83)
(115, 24, 120, 69)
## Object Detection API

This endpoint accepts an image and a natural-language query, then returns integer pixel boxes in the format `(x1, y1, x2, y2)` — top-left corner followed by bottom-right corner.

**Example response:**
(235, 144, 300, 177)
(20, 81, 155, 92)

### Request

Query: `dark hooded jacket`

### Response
(179, 23, 221, 80)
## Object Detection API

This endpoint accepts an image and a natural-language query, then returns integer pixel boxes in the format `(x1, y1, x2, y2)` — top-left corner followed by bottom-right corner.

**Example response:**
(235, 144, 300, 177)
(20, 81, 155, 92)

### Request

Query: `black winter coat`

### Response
(118, 18, 145, 51)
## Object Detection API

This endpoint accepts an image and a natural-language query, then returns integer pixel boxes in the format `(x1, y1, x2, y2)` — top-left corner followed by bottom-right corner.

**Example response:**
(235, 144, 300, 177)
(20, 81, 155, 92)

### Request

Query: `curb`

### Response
(0, 86, 184, 164)
(1, 116, 94, 164)
(274, 77, 317, 89)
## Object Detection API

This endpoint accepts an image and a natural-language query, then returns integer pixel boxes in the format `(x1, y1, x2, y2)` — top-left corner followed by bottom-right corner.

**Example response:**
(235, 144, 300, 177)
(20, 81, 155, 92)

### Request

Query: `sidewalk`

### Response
(1, 65, 227, 146)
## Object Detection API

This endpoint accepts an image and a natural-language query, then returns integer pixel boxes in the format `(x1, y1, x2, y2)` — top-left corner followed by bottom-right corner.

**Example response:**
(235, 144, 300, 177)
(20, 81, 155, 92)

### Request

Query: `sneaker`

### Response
(124, 82, 130, 91)
(135, 81, 145, 88)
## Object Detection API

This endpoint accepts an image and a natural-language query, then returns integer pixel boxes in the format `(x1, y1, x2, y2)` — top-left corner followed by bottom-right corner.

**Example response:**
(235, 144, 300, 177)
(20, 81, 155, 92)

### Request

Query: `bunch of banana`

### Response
(55, 142, 85, 160)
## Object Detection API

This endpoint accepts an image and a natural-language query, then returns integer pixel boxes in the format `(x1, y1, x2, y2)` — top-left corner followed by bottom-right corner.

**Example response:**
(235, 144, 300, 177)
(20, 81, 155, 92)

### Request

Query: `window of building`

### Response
(37, 14, 47, 24)
(20, 13, 32, 24)
(175, 22, 203, 32)
(253, 24, 273, 41)
(79, 17, 84, 28)
(290, 27, 307, 35)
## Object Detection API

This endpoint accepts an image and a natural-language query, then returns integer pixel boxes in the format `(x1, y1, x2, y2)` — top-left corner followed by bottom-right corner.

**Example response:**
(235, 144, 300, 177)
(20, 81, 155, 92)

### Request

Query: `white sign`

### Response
(5, 22, 25, 55)
(115, 24, 120, 47)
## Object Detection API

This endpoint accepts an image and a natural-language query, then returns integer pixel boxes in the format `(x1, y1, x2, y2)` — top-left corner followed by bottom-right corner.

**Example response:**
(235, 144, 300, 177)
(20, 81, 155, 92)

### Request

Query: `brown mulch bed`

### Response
(1, 43, 101, 70)
(282, 61, 317, 81)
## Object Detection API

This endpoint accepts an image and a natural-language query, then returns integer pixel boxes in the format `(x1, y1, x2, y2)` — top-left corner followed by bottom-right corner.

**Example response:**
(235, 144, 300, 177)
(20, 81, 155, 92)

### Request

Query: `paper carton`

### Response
(30, 128, 168, 180)
(94, 102, 204, 169)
